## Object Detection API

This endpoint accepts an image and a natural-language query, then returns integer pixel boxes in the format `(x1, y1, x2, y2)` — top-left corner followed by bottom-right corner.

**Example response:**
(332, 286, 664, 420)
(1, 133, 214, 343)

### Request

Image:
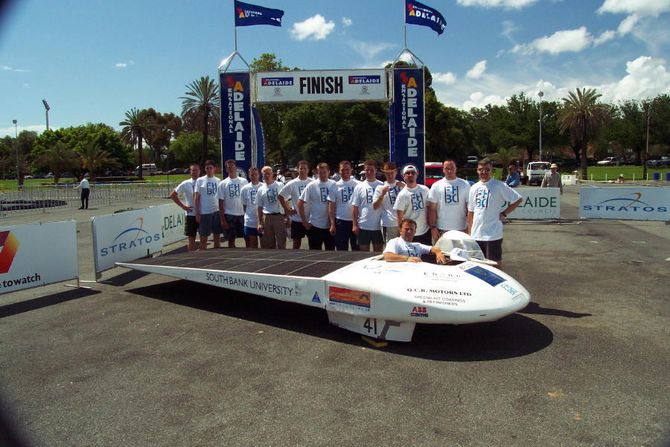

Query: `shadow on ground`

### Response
(0, 288, 100, 319)
(128, 279, 555, 362)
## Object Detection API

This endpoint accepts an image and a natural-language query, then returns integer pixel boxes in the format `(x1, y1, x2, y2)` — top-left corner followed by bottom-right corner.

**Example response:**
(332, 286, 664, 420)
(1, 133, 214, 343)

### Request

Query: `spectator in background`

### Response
(170, 163, 200, 251)
(75, 174, 90, 210)
(505, 163, 521, 188)
(541, 163, 563, 194)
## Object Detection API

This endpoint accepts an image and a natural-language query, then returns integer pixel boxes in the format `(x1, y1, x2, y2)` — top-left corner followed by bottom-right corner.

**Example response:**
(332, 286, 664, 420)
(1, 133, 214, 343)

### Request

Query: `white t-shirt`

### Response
(279, 177, 312, 222)
(373, 181, 403, 228)
(332, 178, 359, 221)
(428, 177, 471, 231)
(468, 178, 522, 241)
(299, 179, 336, 229)
(196, 175, 221, 215)
(383, 237, 432, 257)
(257, 181, 283, 215)
(393, 184, 430, 235)
(240, 182, 262, 227)
(351, 179, 383, 230)
(174, 178, 198, 216)
(217, 176, 248, 216)
(79, 178, 90, 189)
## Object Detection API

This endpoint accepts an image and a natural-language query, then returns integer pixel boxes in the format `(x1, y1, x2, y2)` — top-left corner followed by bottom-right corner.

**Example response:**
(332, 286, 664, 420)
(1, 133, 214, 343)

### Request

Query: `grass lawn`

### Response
(581, 165, 670, 182)
(0, 174, 191, 191)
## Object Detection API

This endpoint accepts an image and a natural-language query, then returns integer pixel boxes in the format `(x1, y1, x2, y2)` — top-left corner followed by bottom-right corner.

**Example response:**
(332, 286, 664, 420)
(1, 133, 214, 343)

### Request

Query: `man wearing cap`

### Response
(541, 163, 563, 193)
(394, 164, 431, 245)
(383, 218, 446, 264)
(279, 160, 313, 250)
(298, 162, 337, 250)
(427, 159, 471, 241)
(467, 158, 522, 270)
(332, 160, 359, 251)
(351, 160, 383, 252)
(373, 162, 405, 244)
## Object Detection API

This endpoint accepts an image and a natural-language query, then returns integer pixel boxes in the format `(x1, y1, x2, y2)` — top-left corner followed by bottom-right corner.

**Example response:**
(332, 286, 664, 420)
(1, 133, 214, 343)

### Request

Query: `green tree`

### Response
(180, 76, 220, 167)
(141, 108, 183, 168)
(558, 88, 610, 179)
(120, 108, 153, 179)
(489, 146, 521, 179)
(38, 141, 80, 183)
(79, 141, 118, 181)
(168, 131, 218, 167)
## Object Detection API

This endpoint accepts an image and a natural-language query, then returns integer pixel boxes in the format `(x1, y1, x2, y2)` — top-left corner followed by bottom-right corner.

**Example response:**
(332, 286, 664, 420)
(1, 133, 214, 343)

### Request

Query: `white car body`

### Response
(118, 232, 531, 342)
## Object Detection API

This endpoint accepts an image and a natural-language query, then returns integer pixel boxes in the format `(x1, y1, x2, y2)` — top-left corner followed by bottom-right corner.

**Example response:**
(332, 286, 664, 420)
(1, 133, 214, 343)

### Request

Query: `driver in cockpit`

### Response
(383, 218, 447, 264)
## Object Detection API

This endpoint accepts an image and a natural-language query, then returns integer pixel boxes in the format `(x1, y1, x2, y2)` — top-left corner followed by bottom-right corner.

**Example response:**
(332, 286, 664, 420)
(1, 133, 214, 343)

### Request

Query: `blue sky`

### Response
(1, 0, 669, 137)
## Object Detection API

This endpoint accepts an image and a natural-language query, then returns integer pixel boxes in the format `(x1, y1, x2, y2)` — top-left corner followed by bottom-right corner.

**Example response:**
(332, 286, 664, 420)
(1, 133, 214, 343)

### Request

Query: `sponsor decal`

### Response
(422, 270, 460, 281)
(99, 217, 161, 257)
(348, 75, 381, 85)
(0, 231, 19, 273)
(410, 306, 429, 317)
(261, 77, 294, 87)
(499, 282, 522, 301)
(161, 212, 184, 236)
(312, 292, 321, 303)
(406, 287, 471, 296)
(205, 273, 295, 296)
(464, 265, 505, 287)
(582, 192, 667, 213)
(328, 286, 371, 309)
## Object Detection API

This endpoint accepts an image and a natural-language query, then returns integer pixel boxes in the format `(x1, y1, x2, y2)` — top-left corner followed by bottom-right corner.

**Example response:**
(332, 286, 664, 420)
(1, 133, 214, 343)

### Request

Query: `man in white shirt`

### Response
(394, 164, 431, 245)
(332, 160, 359, 251)
(427, 159, 471, 241)
(194, 160, 222, 250)
(240, 167, 262, 248)
(298, 162, 337, 250)
(75, 174, 90, 209)
(467, 158, 522, 270)
(170, 163, 200, 251)
(279, 160, 312, 249)
(256, 165, 286, 249)
(352, 160, 384, 251)
(373, 161, 404, 244)
(383, 218, 446, 264)
(217, 159, 248, 248)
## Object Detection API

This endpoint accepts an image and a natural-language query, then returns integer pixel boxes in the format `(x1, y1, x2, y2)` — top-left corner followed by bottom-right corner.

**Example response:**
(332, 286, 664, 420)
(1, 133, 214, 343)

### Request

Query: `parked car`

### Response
(597, 157, 620, 166)
(135, 163, 158, 176)
(424, 162, 443, 187)
(646, 156, 669, 167)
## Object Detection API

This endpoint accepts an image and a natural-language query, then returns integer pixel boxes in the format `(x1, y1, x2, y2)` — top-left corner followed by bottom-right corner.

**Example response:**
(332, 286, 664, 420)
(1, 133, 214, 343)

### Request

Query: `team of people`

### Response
(171, 157, 523, 269)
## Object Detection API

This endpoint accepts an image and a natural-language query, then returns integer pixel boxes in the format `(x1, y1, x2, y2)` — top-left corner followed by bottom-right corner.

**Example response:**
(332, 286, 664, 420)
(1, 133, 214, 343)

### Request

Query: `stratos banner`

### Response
(508, 187, 561, 220)
(253, 69, 388, 103)
(0, 221, 78, 295)
(92, 207, 163, 275)
(580, 187, 669, 221)
(158, 203, 186, 247)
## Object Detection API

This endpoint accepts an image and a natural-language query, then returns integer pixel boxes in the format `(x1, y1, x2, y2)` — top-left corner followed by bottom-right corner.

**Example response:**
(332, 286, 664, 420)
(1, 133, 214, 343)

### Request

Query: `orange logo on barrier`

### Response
(0, 231, 19, 274)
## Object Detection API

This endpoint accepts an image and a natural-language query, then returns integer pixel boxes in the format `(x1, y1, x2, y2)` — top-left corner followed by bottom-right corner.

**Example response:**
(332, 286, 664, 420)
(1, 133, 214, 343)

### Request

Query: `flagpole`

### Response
(403, 0, 408, 50)
(234, 0, 238, 52)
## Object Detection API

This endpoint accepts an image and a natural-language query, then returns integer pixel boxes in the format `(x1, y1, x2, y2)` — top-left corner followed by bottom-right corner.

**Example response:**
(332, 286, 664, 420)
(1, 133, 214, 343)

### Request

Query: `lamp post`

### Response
(42, 99, 50, 131)
(12, 119, 19, 187)
(538, 91, 544, 161)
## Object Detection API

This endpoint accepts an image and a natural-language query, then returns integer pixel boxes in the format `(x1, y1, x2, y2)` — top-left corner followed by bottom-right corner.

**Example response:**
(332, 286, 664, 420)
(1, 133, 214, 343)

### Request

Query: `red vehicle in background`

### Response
(424, 162, 443, 187)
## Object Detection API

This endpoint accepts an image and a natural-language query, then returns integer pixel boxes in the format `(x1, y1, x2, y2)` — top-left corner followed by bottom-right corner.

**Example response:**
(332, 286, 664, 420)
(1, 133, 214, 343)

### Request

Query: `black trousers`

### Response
(307, 226, 335, 251)
(334, 219, 359, 251)
(80, 189, 90, 209)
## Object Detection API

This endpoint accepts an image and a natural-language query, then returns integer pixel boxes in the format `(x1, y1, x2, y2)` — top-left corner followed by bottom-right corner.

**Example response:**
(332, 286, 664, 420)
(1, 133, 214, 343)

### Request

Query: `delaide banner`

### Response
(92, 208, 163, 275)
(390, 68, 425, 184)
(158, 203, 186, 247)
(0, 221, 78, 295)
(580, 187, 669, 221)
(508, 187, 561, 220)
(253, 69, 388, 103)
(221, 72, 252, 173)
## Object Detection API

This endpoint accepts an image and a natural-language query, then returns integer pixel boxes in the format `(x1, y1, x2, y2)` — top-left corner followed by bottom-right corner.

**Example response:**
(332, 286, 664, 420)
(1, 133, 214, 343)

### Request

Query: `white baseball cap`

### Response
(402, 165, 418, 175)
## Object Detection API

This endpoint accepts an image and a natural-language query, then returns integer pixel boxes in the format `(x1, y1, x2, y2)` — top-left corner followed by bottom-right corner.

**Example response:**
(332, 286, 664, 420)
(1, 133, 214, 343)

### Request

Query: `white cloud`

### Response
(599, 56, 670, 101)
(463, 92, 506, 109)
(466, 60, 487, 79)
(350, 41, 395, 61)
(342, 17, 352, 27)
(433, 72, 457, 84)
(597, 0, 670, 17)
(2, 65, 31, 73)
(594, 30, 617, 45)
(512, 27, 593, 55)
(115, 63, 128, 68)
(0, 124, 47, 137)
(617, 14, 639, 34)
(457, 0, 537, 9)
(501, 20, 518, 42)
(290, 15, 335, 40)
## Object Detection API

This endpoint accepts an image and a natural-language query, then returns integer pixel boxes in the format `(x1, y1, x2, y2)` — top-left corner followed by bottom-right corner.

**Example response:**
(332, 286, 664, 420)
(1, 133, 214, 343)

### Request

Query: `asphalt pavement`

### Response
(0, 185, 668, 446)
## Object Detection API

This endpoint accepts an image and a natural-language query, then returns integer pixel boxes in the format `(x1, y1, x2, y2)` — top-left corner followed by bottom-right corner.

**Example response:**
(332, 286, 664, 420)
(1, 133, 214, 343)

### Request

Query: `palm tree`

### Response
(558, 88, 610, 180)
(120, 108, 152, 179)
(79, 141, 118, 181)
(39, 141, 79, 184)
(180, 76, 219, 167)
(490, 146, 521, 180)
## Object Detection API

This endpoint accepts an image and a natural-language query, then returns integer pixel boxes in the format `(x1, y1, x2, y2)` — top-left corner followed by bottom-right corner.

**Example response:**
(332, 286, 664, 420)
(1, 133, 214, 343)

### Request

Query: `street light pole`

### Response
(42, 99, 50, 131)
(538, 91, 544, 161)
(644, 99, 652, 181)
(12, 119, 19, 187)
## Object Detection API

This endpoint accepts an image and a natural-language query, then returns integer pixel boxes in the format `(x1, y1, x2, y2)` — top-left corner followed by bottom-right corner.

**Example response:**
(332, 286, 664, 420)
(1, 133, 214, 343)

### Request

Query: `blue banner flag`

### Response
(390, 68, 425, 185)
(235, 1, 284, 27)
(405, 0, 446, 35)
(220, 72, 252, 174)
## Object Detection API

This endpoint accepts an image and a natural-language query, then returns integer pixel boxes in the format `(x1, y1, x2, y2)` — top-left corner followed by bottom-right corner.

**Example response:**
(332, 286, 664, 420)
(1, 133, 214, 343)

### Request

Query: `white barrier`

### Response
(92, 207, 163, 276)
(561, 175, 577, 185)
(0, 221, 78, 294)
(158, 203, 187, 247)
(580, 187, 669, 221)
(508, 187, 561, 220)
